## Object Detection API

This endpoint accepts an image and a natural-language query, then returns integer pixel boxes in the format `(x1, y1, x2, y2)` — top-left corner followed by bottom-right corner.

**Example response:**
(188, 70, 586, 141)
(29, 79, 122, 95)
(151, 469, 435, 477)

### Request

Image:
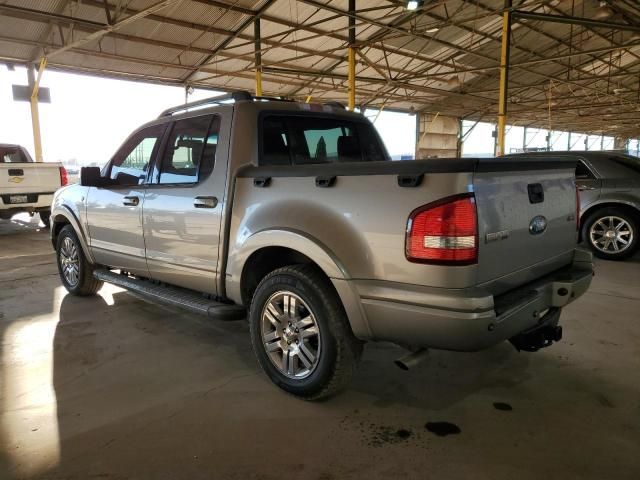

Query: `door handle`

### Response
(122, 195, 140, 206)
(577, 185, 596, 191)
(194, 196, 218, 209)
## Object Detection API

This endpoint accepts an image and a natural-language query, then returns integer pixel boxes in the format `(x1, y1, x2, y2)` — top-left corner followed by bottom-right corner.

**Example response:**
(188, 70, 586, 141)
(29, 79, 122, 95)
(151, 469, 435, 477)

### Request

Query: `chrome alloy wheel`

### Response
(260, 290, 321, 379)
(59, 236, 80, 287)
(589, 216, 633, 254)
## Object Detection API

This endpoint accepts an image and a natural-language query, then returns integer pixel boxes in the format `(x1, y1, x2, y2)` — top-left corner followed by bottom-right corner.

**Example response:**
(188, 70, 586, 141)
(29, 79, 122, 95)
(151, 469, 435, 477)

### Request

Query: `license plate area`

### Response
(9, 194, 29, 204)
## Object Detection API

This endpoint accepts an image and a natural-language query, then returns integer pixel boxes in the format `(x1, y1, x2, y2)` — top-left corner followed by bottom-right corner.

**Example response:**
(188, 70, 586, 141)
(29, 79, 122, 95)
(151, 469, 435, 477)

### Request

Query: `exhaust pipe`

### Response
(394, 348, 429, 371)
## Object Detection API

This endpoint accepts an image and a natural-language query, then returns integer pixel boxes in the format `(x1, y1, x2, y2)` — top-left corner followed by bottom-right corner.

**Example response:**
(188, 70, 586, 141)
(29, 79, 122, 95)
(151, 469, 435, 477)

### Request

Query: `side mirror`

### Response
(80, 167, 102, 187)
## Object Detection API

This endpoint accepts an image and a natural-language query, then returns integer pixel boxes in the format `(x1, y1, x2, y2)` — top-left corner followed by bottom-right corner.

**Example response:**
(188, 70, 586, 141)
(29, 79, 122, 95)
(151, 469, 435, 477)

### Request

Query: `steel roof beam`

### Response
(45, 0, 185, 60)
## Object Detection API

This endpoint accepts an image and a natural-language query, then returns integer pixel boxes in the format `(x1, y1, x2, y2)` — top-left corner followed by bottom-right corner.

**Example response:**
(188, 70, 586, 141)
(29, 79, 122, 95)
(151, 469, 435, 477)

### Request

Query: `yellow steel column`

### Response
(254, 18, 263, 96)
(255, 70, 263, 97)
(347, 0, 356, 111)
(348, 48, 356, 110)
(28, 58, 47, 162)
(496, 2, 512, 157)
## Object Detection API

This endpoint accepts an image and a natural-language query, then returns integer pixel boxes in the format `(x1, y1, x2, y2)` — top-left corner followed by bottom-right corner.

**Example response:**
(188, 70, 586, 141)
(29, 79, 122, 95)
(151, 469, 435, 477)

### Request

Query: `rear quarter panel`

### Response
(225, 170, 478, 303)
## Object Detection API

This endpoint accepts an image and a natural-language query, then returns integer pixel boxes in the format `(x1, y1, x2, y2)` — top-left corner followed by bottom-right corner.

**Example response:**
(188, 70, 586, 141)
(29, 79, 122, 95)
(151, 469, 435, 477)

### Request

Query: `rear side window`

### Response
(1, 146, 31, 163)
(261, 115, 387, 166)
(157, 115, 219, 184)
(609, 155, 640, 174)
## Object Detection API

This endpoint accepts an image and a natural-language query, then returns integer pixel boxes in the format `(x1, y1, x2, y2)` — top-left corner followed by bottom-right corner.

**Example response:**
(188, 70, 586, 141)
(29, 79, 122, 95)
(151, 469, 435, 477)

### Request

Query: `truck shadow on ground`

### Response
(16, 285, 634, 479)
(349, 342, 531, 411)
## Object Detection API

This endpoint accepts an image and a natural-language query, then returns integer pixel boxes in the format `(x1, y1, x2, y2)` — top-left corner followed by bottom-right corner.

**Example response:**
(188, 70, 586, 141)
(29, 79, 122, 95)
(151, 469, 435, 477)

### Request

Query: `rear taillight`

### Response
(406, 193, 478, 265)
(59, 166, 68, 186)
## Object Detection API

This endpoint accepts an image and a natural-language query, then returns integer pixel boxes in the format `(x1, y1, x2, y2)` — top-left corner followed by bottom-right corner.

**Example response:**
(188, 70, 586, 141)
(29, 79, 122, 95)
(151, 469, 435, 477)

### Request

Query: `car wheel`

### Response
(249, 265, 362, 400)
(40, 210, 51, 228)
(582, 208, 639, 260)
(56, 225, 103, 295)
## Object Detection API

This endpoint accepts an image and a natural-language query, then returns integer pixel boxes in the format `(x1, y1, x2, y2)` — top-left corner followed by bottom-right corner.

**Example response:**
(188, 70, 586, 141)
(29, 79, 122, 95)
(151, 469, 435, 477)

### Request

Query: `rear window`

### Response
(609, 155, 640, 174)
(261, 115, 387, 166)
(1, 146, 31, 163)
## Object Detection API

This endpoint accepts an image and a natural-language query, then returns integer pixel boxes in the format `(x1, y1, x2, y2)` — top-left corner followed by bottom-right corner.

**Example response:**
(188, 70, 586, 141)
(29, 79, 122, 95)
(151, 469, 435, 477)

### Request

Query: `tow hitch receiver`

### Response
(509, 308, 563, 352)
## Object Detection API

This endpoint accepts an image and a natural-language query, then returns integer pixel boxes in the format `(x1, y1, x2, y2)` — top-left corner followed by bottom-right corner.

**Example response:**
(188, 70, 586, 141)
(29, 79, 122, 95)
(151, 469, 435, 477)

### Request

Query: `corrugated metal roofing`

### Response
(1, 0, 640, 135)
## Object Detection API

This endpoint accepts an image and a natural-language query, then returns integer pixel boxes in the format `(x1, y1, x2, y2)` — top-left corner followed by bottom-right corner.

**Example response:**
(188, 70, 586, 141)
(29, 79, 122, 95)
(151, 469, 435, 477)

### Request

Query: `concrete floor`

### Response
(0, 214, 639, 480)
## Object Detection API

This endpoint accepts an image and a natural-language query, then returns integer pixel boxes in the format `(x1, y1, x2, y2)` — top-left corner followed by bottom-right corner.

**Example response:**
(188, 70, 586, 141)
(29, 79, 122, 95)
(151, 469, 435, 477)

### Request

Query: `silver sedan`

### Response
(508, 151, 640, 260)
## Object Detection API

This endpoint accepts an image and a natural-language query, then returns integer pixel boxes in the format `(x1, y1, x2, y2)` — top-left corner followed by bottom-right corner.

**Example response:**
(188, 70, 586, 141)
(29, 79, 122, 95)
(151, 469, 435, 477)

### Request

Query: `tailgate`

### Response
(0, 163, 61, 194)
(473, 157, 578, 293)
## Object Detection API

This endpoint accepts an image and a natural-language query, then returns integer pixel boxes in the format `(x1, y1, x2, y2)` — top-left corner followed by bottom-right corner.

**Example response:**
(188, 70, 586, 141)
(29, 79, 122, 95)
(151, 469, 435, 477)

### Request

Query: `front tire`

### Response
(56, 225, 103, 295)
(249, 265, 362, 400)
(581, 208, 638, 260)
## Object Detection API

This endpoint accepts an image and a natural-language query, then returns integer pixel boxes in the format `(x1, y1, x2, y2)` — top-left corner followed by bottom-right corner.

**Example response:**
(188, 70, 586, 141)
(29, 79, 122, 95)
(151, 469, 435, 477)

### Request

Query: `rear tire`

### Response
(581, 207, 638, 260)
(249, 265, 362, 400)
(56, 225, 103, 295)
(40, 210, 51, 228)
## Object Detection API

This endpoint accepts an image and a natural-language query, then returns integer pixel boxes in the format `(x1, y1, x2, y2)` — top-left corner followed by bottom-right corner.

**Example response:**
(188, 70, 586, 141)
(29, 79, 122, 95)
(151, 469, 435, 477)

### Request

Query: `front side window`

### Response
(157, 115, 218, 184)
(109, 124, 165, 184)
(261, 115, 387, 166)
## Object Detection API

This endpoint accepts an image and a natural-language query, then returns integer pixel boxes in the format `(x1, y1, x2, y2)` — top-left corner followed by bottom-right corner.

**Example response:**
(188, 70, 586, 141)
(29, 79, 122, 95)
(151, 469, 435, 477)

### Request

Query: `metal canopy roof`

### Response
(1, 0, 640, 137)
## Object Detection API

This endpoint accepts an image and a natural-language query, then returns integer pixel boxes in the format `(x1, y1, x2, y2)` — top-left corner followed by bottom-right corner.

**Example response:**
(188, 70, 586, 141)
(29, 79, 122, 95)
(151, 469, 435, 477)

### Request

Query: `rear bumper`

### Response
(0, 193, 54, 216)
(347, 248, 593, 351)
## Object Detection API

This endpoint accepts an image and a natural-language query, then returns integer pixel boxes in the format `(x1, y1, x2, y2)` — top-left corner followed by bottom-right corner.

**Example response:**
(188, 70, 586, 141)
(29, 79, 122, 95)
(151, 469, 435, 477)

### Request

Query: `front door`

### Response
(142, 113, 228, 295)
(86, 123, 166, 276)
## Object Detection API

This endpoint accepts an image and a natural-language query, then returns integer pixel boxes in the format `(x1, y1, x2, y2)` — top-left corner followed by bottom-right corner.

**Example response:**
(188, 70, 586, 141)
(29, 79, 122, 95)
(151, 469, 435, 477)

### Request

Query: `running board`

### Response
(93, 269, 246, 321)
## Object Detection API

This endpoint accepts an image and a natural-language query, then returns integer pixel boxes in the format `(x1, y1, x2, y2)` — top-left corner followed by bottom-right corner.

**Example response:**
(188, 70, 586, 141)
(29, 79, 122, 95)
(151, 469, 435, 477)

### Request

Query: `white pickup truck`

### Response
(0, 143, 68, 227)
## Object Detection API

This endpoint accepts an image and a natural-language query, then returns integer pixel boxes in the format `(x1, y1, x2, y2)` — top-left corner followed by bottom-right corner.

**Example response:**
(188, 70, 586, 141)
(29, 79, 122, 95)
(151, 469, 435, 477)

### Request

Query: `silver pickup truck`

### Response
(50, 92, 593, 399)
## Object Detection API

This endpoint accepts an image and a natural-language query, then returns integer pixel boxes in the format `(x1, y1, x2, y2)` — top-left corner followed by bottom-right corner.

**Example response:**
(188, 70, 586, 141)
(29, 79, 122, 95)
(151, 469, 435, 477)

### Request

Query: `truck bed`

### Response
(228, 156, 578, 296)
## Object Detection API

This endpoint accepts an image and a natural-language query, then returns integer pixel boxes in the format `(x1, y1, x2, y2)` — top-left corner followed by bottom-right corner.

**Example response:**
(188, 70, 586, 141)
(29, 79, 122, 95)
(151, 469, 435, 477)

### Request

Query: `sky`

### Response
(0, 66, 416, 165)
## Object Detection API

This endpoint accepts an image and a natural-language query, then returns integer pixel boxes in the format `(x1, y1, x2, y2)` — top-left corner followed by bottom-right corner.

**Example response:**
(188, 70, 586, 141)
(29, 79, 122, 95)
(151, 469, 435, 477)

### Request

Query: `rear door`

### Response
(473, 158, 578, 292)
(86, 123, 166, 276)
(142, 113, 229, 295)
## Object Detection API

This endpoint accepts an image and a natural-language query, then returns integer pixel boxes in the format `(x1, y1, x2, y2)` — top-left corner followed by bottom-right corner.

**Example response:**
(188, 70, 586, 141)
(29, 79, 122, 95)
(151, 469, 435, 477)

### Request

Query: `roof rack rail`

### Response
(324, 101, 346, 110)
(159, 91, 299, 118)
(253, 95, 295, 103)
(159, 90, 252, 117)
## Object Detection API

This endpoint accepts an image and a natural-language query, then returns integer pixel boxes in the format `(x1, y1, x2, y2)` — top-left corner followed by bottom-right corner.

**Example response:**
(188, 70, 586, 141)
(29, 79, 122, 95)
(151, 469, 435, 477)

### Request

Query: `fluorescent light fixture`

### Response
(425, 27, 439, 33)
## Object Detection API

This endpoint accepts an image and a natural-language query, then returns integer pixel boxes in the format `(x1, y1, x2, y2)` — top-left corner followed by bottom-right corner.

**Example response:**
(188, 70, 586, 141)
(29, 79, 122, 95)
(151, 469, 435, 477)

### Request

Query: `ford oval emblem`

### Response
(529, 215, 548, 235)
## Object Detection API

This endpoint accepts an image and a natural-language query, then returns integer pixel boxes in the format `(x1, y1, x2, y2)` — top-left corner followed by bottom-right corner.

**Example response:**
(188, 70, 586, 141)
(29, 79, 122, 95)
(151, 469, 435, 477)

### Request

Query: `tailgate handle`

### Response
(254, 177, 271, 188)
(8, 169, 24, 176)
(398, 174, 423, 188)
(527, 183, 544, 204)
(315, 176, 336, 188)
